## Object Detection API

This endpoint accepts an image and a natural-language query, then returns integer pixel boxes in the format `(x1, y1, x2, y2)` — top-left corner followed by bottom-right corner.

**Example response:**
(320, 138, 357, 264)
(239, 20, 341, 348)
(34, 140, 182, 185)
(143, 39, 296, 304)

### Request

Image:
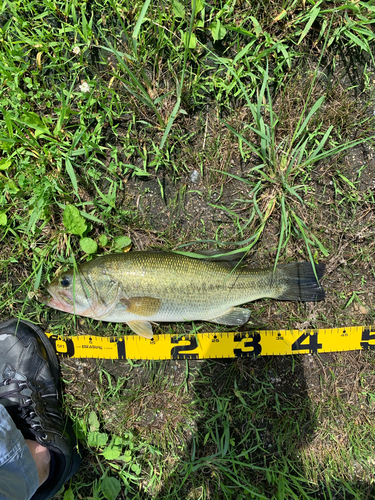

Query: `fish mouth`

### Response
(39, 286, 75, 313)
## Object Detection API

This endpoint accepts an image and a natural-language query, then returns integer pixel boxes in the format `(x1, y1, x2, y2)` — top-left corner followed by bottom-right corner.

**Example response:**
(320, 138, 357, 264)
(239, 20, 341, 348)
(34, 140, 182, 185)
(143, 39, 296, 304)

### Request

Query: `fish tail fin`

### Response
(272, 262, 325, 302)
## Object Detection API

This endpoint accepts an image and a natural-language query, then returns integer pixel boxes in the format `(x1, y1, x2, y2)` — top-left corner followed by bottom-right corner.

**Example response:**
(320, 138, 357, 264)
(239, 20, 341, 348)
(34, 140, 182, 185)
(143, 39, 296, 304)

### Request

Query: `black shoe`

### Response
(0, 319, 81, 500)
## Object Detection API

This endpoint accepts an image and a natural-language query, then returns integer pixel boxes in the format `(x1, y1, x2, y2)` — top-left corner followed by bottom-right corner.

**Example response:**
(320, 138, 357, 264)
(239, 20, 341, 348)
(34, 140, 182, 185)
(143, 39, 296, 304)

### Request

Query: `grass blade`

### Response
(294, 96, 325, 142)
(274, 195, 287, 270)
(65, 157, 79, 197)
(308, 125, 333, 161)
(132, 0, 152, 54)
(298, 6, 321, 44)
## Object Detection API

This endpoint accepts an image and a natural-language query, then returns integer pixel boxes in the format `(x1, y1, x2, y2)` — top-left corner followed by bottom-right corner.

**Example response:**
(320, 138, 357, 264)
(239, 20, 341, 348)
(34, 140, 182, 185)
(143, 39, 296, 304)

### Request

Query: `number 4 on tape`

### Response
(292, 331, 322, 354)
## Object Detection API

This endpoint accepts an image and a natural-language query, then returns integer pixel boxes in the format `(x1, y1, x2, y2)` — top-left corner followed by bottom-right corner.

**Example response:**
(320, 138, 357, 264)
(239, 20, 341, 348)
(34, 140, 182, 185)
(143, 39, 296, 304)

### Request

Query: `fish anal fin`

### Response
(208, 307, 250, 326)
(119, 296, 161, 317)
(127, 320, 154, 339)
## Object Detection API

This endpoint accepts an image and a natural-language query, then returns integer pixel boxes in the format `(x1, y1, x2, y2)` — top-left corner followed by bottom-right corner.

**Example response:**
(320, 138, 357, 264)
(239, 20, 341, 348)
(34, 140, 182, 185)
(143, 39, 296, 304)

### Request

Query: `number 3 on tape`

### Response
(233, 333, 262, 357)
(292, 331, 322, 354)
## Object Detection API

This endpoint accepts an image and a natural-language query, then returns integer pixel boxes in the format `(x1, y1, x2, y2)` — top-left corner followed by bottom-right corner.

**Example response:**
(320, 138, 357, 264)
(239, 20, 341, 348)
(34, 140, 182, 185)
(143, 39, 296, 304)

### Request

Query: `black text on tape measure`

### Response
(45, 326, 375, 360)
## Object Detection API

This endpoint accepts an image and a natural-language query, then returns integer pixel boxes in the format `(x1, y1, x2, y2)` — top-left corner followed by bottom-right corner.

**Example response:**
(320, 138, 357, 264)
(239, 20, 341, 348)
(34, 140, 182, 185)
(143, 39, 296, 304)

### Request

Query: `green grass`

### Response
(1, 0, 375, 498)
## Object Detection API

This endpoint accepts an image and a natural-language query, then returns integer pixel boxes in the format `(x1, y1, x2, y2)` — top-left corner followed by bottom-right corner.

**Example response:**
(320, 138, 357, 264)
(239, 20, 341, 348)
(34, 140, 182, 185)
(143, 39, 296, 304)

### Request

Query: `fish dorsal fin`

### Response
(127, 320, 154, 338)
(120, 296, 161, 317)
(189, 249, 249, 268)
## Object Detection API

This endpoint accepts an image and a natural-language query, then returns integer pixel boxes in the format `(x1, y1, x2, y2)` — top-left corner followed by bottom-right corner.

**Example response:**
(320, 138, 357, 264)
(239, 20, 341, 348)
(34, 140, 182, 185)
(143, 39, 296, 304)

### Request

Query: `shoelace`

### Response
(0, 378, 62, 439)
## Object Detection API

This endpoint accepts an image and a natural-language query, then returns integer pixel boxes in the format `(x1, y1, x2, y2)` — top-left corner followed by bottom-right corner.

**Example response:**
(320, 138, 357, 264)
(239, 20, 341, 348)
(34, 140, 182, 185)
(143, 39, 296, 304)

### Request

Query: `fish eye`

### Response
(60, 277, 71, 287)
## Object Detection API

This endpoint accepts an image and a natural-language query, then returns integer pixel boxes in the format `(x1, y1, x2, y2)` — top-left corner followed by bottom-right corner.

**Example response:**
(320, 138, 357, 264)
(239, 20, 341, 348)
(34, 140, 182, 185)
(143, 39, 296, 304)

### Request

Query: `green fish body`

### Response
(44, 251, 325, 338)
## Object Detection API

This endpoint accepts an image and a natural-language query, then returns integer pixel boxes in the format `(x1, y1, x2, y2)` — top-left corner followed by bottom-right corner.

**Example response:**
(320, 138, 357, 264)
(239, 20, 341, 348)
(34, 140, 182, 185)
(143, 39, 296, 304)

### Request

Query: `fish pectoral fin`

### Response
(127, 320, 154, 339)
(208, 307, 250, 326)
(119, 296, 161, 317)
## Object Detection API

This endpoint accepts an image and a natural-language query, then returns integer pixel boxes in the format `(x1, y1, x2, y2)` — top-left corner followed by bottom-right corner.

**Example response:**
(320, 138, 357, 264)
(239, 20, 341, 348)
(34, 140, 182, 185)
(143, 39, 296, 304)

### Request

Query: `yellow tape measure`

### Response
(46, 325, 375, 360)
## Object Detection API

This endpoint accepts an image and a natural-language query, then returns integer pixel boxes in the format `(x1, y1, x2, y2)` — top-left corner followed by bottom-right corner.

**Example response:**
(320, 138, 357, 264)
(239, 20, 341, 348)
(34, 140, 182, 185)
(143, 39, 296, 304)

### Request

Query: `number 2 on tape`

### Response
(171, 336, 199, 359)
(291, 331, 322, 354)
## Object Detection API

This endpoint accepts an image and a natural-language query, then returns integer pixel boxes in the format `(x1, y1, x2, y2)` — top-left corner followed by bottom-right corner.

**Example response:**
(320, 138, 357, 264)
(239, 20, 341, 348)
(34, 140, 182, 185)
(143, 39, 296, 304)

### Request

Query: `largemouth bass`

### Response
(43, 251, 325, 338)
